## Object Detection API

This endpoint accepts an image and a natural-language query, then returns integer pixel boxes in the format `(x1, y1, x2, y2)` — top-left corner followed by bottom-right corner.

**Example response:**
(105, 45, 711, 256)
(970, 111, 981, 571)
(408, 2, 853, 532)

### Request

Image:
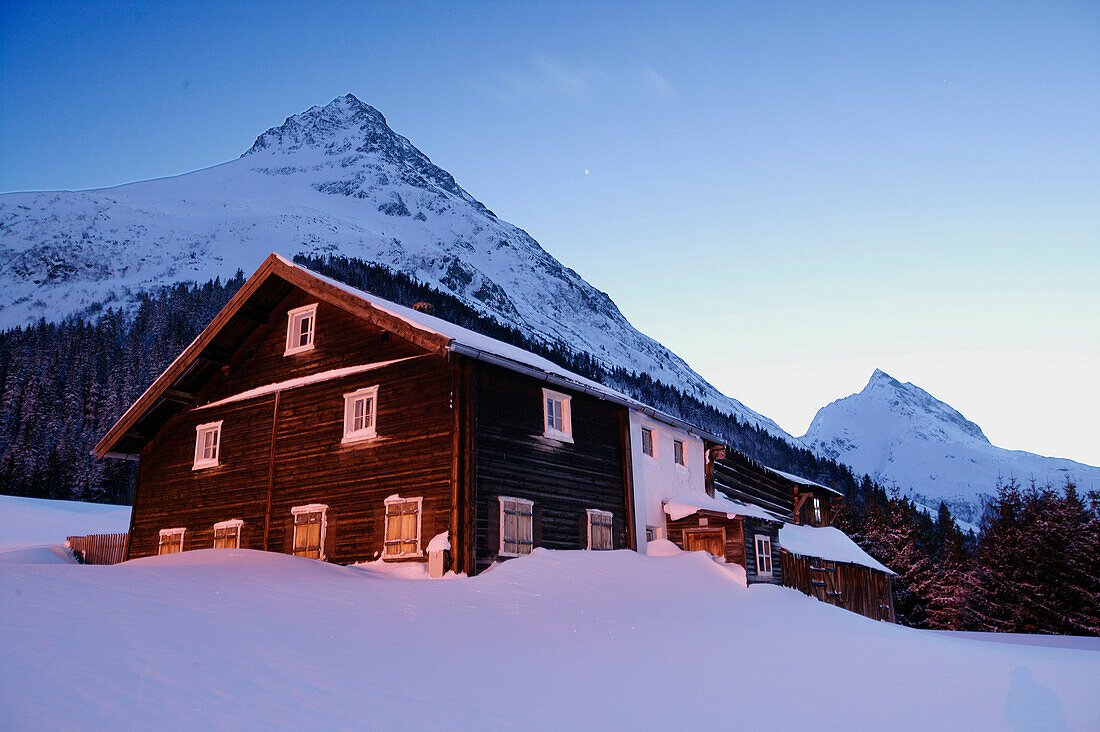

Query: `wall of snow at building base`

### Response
(626, 410, 707, 554)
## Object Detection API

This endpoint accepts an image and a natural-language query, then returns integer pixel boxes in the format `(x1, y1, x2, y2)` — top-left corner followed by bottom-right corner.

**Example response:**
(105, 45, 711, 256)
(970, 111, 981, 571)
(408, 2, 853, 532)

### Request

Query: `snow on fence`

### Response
(66, 533, 128, 565)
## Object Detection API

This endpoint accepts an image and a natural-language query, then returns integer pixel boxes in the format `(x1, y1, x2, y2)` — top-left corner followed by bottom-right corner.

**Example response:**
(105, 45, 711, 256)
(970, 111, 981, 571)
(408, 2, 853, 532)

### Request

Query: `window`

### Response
(193, 421, 222, 470)
(754, 534, 773, 576)
(641, 427, 655, 458)
(158, 528, 185, 555)
(646, 525, 665, 542)
(342, 386, 379, 443)
(499, 497, 534, 557)
(284, 303, 318, 355)
(673, 439, 686, 466)
(383, 496, 422, 558)
(542, 388, 573, 442)
(813, 497, 822, 525)
(586, 509, 613, 550)
(213, 519, 243, 549)
(291, 504, 327, 560)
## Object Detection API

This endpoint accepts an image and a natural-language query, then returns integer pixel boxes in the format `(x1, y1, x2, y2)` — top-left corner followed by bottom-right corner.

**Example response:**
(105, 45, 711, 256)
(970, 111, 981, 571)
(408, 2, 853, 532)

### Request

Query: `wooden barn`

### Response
(95, 253, 720, 575)
(708, 449, 895, 620)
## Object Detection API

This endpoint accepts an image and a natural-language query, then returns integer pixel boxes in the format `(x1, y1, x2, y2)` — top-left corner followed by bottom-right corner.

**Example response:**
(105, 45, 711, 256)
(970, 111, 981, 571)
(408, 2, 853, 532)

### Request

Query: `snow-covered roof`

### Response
(664, 492, 784, 523)
(277, 255, 723, 442)
(778, 524, 894, 575)
(764, 465, 844, 496)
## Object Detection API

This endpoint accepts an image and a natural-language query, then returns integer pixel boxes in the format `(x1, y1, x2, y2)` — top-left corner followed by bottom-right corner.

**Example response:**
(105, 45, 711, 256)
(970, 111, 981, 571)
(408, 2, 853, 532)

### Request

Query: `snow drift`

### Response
(2, 547, 1097, 730)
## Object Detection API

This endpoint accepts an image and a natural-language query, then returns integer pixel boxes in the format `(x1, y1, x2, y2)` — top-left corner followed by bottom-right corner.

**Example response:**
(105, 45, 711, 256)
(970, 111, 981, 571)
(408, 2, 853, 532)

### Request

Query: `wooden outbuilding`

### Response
(96, 254, 721, 575)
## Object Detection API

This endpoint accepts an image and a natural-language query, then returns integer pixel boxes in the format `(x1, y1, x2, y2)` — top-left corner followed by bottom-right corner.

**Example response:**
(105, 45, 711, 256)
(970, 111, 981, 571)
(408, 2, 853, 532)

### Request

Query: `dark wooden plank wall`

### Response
(712, 453, 795, 518)
(127, 286, 456, 564)
(665, 513, 746, 568)
(742, 518, 782, 585)
(780, 550, 896, 622)
(129, 394, 276, 558)
(200, 288, 427, 402)
(471, 363, 628, 572)
(265, 355, 454, 564)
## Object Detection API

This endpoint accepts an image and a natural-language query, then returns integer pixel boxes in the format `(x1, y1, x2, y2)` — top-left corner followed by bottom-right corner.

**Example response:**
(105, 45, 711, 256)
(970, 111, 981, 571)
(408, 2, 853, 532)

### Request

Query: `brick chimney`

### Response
(413, 301, 434, 316)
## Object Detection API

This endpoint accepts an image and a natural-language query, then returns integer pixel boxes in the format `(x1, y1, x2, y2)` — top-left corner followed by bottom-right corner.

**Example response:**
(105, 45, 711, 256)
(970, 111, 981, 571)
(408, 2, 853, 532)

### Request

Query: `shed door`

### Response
(685, 529, 725, 560)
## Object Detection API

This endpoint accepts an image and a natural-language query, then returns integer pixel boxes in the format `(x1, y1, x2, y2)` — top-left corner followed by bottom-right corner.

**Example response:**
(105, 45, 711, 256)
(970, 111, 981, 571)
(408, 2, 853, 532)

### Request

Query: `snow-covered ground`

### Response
(0, 494, 130, 548)
(2, 546, 1097, 730)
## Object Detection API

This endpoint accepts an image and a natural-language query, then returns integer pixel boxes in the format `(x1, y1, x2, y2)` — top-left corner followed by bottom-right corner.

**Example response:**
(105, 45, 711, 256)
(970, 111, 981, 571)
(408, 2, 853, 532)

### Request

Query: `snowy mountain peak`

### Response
(859, 369, 989, 444)
(0, 94, 792, 442)
(805, 370, 1099, 517)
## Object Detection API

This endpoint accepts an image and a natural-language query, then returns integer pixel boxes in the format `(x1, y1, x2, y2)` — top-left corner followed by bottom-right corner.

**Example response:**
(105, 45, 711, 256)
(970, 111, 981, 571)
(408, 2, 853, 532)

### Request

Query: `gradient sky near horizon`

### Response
(2, 1, 1098, 464)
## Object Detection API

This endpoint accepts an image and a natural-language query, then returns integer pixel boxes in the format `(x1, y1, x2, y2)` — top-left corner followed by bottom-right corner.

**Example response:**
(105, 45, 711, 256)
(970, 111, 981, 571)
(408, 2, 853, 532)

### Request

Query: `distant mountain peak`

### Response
(804, 370, 1100, 515)
(856, 369, 989, 444)
(243, 93, 391, 156)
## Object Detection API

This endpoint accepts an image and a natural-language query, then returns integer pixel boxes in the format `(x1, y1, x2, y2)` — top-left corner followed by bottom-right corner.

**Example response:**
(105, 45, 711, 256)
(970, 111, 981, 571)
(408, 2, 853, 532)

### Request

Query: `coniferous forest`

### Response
(0, 254, 1095, 634)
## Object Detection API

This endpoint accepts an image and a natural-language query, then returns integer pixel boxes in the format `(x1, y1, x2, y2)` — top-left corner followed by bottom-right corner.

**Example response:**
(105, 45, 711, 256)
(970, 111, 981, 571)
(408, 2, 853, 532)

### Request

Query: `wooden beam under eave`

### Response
(161, 389, 196, 405)
(197, 346, 232, 367)
(103, 451, 140, 462)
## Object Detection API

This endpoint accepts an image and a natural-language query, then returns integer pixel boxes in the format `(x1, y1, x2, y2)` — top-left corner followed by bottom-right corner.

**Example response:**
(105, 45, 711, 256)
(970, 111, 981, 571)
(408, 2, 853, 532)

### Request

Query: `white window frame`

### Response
(542, 388, 573, 443)
(291, 504, 328, 561)
(673, 439, 686, 467)
(383, 495, 423, 559)
(212, 519, 243, 549)
(284, 303, 318, 356)
(813, 496, 822, 524)
(499, 496, 534, 557)
(641, 426, 656, 459)
(193, 421, 223, 470)
(754, 533, 773, 577)
(158, 528, 186, 555)
(342, 386, 379, 443)
(586, 509, 614, 551)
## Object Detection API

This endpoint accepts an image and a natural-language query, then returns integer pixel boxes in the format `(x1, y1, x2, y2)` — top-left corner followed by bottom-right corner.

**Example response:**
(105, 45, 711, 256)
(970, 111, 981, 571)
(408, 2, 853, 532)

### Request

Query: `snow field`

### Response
(2, 547, 1097, 730)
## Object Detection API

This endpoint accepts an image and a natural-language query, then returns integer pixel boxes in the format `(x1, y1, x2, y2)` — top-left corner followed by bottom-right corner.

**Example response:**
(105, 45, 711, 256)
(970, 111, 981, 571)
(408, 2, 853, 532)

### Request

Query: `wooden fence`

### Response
(781, 549, 896, 623)
(66, 533, 128, 565)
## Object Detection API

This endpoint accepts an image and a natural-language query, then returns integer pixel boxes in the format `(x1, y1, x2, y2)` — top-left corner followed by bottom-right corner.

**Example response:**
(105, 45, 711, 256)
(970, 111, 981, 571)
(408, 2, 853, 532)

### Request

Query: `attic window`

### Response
(586, 509, 613, 551)
(542, 388, 573, 442)
(193, 421, 222, 470)
(158, 528, 185, 555)
(641, 427, 655, 458)
(342, 386, 379, 443)
(284, 303, 318, 355)
(754, 534, 773, 577)
(813, 497, 822, 525)
(674, 439, 686, 466)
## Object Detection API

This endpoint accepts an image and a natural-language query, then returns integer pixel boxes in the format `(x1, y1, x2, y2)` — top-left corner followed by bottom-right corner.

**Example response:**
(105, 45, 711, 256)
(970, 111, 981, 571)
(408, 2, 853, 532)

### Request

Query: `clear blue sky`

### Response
(2, 1, 1098, 463)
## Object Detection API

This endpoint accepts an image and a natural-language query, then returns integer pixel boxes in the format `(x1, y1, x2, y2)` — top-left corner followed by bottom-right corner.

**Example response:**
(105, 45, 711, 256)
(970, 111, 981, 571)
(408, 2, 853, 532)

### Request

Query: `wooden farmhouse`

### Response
(95, 254, 724, 575)
(96, 253, 894, 620)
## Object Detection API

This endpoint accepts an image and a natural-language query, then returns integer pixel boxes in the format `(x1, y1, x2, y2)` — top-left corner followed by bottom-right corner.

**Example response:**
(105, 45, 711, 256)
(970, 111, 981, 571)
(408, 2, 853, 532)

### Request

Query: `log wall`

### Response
(127, 287, 456, 564)
(666, 512, 746, 568)
(781, 549, 896, 622)
(471, 362, 629, 572)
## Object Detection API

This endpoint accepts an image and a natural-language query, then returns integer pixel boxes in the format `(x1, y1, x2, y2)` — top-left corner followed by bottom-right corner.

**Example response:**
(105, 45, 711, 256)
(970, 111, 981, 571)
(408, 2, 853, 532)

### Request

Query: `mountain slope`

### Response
(0, 94, 787, 438)
(804, 369, 1100, 516)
